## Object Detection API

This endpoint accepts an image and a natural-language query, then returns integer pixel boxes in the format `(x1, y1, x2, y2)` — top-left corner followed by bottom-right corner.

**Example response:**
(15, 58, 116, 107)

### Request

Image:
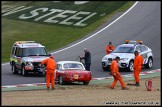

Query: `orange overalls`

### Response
(110, 60, 126, 88)
(133, 54, 143, 83)
(42, 57, 56, 89)
(106, 45, 115, 54)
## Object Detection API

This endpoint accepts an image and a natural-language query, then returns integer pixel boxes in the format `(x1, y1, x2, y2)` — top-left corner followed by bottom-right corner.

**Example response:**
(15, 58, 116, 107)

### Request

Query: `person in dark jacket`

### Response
(80, 48, 91, 71)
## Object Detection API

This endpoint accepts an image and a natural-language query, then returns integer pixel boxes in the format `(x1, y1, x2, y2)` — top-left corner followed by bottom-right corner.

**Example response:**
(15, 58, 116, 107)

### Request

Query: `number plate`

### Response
(74, 75, 78, 79)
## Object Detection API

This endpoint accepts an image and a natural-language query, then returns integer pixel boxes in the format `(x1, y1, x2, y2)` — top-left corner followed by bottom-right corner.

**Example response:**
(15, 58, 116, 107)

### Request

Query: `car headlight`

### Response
(102, 57, 107, 60)
(120, 58, 129, 61)
(26, 62, 33, 66)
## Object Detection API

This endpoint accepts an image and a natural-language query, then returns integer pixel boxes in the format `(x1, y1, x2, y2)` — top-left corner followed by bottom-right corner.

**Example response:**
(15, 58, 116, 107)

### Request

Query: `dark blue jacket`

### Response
(83, 51, 91, 64)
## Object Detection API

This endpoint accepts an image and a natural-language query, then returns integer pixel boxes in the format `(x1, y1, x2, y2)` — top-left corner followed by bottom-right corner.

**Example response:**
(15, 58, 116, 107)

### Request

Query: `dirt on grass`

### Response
(2, 76, 161, 106)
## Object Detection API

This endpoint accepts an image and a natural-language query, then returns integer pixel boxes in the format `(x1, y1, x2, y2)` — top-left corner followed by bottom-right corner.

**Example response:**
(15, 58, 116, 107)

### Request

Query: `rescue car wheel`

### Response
(83, 82, 89, 85)
(145, 58, 153, 68)
(59, 76, 65, 85)
(128, 60, 134, 72)
(11, 64, 18, 74)
(102, 66, 109, 71)
(21, 66, 28, 76)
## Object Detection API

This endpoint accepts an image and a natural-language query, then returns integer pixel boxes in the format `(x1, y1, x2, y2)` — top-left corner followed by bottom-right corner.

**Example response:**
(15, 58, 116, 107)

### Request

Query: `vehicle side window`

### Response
(140, 45, 148, 52)
(56, 64, 62, 70)
(63, 64, 68, 69)
(15, 48, 22, 57)
(18, 48, 23, 57)
(135, 46, 141, 53)
(78, 64, 83, 69)
(11, 47, 16, 55)
(15, 47, 20, 57)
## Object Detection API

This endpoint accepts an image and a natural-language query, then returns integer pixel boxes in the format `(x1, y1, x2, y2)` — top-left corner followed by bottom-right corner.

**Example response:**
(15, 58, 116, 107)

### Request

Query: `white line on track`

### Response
(1, 1, 138, 66)
(51, 1, 138, 54)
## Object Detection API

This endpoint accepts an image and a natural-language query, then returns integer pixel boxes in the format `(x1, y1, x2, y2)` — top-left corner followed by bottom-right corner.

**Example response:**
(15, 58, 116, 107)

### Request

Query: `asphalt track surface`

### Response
(1, 1, 161, 86)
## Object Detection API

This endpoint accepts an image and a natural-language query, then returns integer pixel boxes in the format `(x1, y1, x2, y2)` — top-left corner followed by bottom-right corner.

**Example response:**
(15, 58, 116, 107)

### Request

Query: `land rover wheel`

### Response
(102, 66, 109, 71)
(21, 66, 28, 76)
(11, 63, 18, 74)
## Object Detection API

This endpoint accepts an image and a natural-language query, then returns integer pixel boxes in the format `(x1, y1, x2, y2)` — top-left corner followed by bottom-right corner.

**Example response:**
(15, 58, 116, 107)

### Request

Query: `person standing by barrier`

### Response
(42, 55, 56, 91)
(80, 48, 91, 71)
(106, 42, 115, 54)
(109, 56, 128, 90)
(133, 51, 143, 86)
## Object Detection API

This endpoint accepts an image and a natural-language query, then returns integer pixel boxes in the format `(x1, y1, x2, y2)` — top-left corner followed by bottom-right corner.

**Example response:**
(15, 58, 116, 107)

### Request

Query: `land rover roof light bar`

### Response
(14, 41, 35, 45)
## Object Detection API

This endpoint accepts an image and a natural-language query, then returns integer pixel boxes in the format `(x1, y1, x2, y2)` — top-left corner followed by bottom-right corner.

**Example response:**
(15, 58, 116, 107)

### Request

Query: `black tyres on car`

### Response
(145, 57, 153, 68)
(102, 66, 109, 71)
(83, 81, 89, 85)
(59, 76, 65, 85)
(21, 65, 28, 76)
(45, 76, 46, 83)
(39, 71, 46, 77)
(11, 63, 18, 74)
(127, 60, 134, 72)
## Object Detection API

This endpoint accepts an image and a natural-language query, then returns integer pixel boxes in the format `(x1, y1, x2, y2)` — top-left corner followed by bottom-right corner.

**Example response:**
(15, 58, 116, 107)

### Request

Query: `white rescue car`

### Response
(101, 40, 153, 72)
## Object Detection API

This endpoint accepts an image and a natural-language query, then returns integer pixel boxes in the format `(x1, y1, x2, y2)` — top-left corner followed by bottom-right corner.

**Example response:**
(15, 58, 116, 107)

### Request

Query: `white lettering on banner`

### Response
(2, 6, 97, 27)
(19, 8, 49, 19)
(74, 1, 89, 5)
(44, 10, 77, 24)
(34, 9, 63, 21)
(59, 11, 90, 25)
(74, 12, 97, 26)
(2, 6, 33, 16)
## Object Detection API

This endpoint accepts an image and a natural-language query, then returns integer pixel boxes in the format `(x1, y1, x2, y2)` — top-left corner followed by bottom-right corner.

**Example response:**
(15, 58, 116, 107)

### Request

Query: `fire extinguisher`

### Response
(145, 79, 152, 91)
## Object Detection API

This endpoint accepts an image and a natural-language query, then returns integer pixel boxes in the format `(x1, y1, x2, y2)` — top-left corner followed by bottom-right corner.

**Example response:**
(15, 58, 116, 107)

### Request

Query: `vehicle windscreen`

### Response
(113, 46, 134, 53)
(63, 63, 84, 70)
(22, 47, 47, 57)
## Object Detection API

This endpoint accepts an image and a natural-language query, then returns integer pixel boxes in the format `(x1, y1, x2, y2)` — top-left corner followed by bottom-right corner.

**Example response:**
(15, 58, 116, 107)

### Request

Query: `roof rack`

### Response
(125, 40, 142, 45)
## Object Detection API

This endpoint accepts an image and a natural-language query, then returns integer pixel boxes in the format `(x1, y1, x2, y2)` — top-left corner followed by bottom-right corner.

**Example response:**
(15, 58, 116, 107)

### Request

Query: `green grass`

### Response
(2, 1, 135, 62)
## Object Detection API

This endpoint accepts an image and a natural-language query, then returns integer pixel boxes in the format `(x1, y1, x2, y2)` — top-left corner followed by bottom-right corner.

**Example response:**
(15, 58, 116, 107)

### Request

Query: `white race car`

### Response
(101, 40, 153, 72)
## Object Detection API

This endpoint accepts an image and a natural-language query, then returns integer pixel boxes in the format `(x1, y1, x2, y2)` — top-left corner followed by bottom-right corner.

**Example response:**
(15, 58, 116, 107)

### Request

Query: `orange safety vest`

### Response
(134, 55, 143, 70)
(106, 45, 115, 54)
(110, 60, 119, 73)
(42, 58, 56, 70)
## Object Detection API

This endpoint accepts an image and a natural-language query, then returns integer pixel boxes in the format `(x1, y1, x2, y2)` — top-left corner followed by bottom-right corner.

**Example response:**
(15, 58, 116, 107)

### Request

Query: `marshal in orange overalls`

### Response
(42, 56, 56, 90)
(133, 52, 143, 84)
(110, 58, 126, 89)
(106, 44, 115, 54)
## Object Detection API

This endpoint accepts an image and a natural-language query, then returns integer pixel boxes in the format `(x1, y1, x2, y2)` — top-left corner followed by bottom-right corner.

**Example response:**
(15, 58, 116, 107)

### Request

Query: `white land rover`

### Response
(101, 40, 153, 72)
(10, 41, 50, 76)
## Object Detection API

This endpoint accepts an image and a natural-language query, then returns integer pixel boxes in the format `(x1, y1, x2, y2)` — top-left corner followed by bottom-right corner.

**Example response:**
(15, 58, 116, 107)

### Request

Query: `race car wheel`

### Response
(59, 76, 65, 85)
(145, 57, 153, 68)
(11, 63, 18, 74)
(21, 65, 28, 76)
(83, 82, 89, 85)
(128, 60, 134, 72)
